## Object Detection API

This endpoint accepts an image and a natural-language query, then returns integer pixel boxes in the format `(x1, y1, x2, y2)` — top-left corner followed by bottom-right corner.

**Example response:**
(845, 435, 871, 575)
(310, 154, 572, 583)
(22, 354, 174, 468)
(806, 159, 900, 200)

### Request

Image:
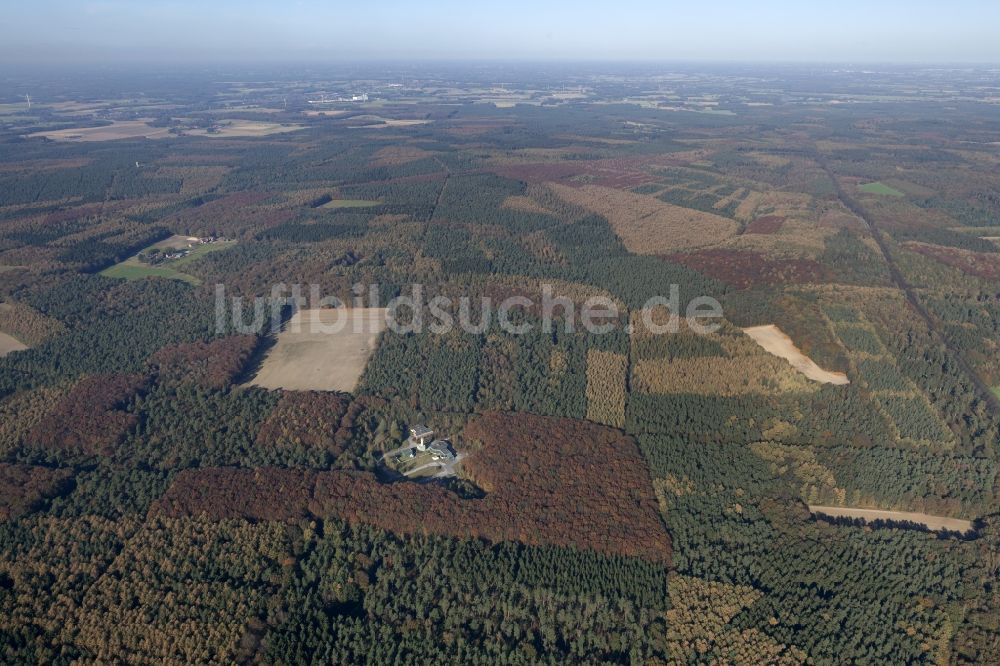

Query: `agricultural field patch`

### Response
(248, 308, 388, 392)
(347, 116, 431, 129)
(99, 234, 235, 285)
(181, 120, 306, 137)
(880, 178, 936, 198)
(859, 181, 906, 197)
(26, 120, 173, 142)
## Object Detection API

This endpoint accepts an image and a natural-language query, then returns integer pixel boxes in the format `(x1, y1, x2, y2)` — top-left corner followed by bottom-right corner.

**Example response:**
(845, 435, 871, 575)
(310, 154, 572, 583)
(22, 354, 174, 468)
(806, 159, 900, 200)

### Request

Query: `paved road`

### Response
(378, 443, 415, 462)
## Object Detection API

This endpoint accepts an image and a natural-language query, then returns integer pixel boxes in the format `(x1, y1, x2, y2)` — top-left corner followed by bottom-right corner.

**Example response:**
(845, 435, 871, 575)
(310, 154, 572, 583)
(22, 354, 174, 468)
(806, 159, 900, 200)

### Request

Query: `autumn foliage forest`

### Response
(0, 65, 999, 664)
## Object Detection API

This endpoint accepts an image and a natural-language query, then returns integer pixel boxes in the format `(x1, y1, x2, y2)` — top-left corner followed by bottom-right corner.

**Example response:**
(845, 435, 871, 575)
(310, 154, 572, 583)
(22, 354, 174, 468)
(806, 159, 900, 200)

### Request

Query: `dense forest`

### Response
(0, 65, 998, 664)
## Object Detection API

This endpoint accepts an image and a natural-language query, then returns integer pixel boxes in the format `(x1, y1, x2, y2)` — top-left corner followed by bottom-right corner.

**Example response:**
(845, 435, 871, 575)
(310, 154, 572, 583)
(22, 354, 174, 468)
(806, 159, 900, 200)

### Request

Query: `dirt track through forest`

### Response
(809, 505, 973, 533)
(817, 155, 1000, 412)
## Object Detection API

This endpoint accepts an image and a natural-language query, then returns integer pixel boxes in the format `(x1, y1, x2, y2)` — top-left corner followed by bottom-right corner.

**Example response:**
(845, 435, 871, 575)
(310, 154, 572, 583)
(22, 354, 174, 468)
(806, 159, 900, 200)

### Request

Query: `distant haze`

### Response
(3, 0, 999, 64)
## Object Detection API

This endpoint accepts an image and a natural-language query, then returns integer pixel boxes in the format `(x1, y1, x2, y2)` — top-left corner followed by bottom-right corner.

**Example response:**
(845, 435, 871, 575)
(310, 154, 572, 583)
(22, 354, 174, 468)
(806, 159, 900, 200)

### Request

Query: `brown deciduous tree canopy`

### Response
(27, 374, 149, 456)
(0, 464, 73, 521)
(152, 412, 671, 563)
(148, 335, 258, 389)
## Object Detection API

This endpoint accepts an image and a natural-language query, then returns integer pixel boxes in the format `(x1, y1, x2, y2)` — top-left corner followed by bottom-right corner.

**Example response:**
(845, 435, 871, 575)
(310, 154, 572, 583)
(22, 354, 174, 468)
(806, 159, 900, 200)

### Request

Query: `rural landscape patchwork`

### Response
(1, 59, 1000, 664)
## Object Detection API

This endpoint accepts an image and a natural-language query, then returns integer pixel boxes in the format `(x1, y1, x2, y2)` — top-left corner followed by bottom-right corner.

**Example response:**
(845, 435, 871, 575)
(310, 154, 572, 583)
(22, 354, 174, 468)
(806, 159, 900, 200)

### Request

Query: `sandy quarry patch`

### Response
(809, 506, 972, 533)
(27, 120, 172, 142)
(248, 309, 387, 392)
(743, 324, 849, 385)
(0, 332, 27, 358)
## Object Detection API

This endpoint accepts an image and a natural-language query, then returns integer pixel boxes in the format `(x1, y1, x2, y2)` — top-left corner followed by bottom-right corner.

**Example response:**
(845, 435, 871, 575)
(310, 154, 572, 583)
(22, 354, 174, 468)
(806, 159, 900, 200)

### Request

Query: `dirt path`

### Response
(809, 505, 973, 533)
(743, 324, 849, 385)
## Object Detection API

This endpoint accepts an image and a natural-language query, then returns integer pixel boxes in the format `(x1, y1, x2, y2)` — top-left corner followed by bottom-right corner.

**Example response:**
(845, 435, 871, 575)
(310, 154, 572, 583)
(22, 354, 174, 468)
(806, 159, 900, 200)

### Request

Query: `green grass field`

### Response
(992, 387, 1000, 400)
(100, 263, 200, 284)
(171, 240, 236, 266)
(859, 181, 906, 197)
(100, 240, 235, 285)
(322, 199, 381, 209)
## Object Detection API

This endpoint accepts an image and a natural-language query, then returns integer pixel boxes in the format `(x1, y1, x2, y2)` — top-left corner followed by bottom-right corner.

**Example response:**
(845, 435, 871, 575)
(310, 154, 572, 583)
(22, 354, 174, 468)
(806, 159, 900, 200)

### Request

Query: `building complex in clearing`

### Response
(407, 425, 455, 461)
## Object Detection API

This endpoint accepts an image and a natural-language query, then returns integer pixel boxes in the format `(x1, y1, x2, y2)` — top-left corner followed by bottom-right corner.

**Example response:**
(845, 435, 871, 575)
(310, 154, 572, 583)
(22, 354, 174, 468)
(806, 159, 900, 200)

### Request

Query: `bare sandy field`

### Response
(249, 309, 387, 392)
(348, 117, 432, 129)
(0, 332, 27, 358)
(27, 120, 173, 142)
(548, 183, 738, 253)
(809, 505, 972, 533)
(303, 110, 348, 117)
(743, 324, 849, 385)
(183, 120, 306, 137)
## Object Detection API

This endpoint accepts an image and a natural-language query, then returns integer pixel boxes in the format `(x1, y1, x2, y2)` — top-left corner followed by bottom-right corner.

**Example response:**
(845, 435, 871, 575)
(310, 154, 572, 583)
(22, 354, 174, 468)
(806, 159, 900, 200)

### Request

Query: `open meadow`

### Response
(99, 235, 235, 284)
(248, 309, 388, 392)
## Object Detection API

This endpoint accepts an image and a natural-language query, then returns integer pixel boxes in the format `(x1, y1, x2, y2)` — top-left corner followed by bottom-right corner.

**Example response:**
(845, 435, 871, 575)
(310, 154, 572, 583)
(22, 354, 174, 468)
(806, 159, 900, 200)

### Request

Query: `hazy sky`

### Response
(3, 0, 999, 64)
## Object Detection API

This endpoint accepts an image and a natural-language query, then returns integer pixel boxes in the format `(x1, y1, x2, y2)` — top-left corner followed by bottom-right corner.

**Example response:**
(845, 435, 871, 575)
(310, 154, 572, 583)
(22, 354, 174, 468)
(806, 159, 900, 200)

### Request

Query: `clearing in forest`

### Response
(858, 181, 905, 197)
(548, 183, 738, 252)
(182, 120, 306, 137)
(0, 332, 27, 357)
(322, 199, 381, 209)
(27, 120, 173, 142)
(743, 324, 849, 385)
(100, 235, 235, 285)
(809, 506, 972, 533)
(249, 309, 388, 392)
